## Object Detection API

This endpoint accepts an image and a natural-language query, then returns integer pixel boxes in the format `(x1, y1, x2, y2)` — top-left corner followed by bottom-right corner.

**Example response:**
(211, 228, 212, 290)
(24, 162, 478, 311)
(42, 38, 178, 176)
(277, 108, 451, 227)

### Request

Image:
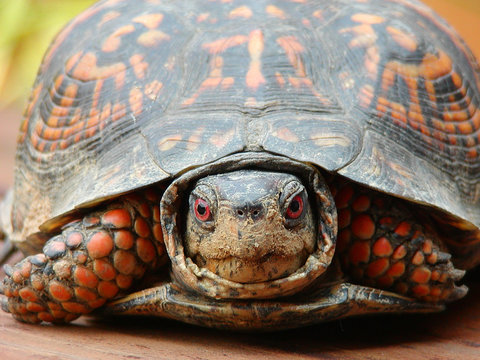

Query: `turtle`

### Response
(0, 0, 479, 331)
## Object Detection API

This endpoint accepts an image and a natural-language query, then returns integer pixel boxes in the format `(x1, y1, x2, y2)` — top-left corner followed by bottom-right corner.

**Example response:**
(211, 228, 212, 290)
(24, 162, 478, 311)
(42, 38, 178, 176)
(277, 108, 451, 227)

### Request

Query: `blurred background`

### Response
(0, 0, 479, 187)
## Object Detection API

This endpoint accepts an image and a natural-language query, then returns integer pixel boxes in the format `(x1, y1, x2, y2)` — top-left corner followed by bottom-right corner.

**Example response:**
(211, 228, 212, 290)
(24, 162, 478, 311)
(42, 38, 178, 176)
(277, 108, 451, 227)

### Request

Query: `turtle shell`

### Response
(11, 0, 480, 249)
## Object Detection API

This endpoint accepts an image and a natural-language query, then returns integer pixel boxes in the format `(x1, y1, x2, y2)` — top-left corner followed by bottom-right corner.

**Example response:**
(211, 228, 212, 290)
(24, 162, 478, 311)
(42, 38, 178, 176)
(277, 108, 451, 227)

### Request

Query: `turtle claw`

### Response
(447, 284, 469, 302)
(451, 268, 466, 281)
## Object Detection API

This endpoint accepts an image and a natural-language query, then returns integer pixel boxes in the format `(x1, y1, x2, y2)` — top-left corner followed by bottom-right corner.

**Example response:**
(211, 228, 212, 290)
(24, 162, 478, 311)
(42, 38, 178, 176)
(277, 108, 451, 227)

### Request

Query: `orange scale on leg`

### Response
(75, 287, 98, 302)
(334, 186, 354, 209)
(87, 231, 114, 258)
(93, 259, 117, 281)
(102, 209, 132, 228)
(66, 232, 83, 248)
(98, 281, 119, 299)
(336, 229, 351, 253)
(372, 237, 393, 257)
(136, 237, 156, 263)
(411, 251, 425, 265)
(74, 266, 99, 289)
(352, 195, 371, 212)
(411, 267, 431, 284)
(88, 298, 107, 309)
(386, 261, 405, 277)
(38, 312, 55, 323)
(134, 217, 151, 238)
(26, 302, 46, 313)
(19, 288, 39, 302)
(348, 241, 371, 266)
(351, 214, 376, 240)
(376, 275, 394, 288)
(114, 230, 135, 249)
(366, 258, 390, 278)
(394, 221, 412, 237)
(412, 284, 430, 297)
(48, 281, 73, 302)
(153, 224, 164, 243)
(116, 274, 133, 289)
(392, 245, 407, 260)
(337, 208, 351, 229)
(113, 250, 137, 275)
(62, 302, 90, 314)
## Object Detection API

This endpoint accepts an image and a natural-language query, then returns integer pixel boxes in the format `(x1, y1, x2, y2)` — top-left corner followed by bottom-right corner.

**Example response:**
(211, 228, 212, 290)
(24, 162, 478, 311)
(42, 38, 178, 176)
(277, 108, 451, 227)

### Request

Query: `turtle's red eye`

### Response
(194, 198, 211, 222)
(286, 195, 304, 219)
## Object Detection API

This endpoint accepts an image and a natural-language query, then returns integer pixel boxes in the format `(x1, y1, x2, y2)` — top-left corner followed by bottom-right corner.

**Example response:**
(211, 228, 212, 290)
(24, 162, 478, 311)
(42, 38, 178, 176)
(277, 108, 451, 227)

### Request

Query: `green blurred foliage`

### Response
(0, 0, 96, 109)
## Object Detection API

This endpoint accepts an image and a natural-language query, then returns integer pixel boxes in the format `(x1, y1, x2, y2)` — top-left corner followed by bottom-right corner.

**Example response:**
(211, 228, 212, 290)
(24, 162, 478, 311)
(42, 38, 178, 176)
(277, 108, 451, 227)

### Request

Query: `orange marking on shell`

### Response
(411, 267, 431, 284)
(144, 80, 163, 100)
(351, 214, 375, 240)
(19, 288, 39, 302)
(42, 127, 63, 141)
(352, 195, 370, 212)
(102, 209, 132, 228)
(202, 35, 248, 54)
(65, 52, 83, 73)
(116, 274, 133, 289)
(133, 13, 164, 29)
(338, 209, 351, 229)
(130, 54, 148, 80)
(136, 238, 156, 263)
(98, 11, 121, 27)
(102, 25, 135, 52)
(112, 103, 127, 121)
(372, 237, 393, 257)
(386, 26, 417, 52)
(358, 84, 374, 108)
(246, 30, 266, 90)
(60, 83, 78, 108)
(98, 281, 119, 299)
(349, 241, 371, 265)
(387, 261, 405, 277)
(158, 134, 183, 151)
(411, 251, 425, 265)
(209, 128, 235, 148)
(137, 30, 170, 47)
(421, 51, 452, 80)
(366, 258, 390, 278)
(72, 52, 127, 84)
(458, 121, 473, 134)
(273, 127, 299, 142)
(312, 10, 323, 19)
(351, 13, 385, 24)
(197, 13, 210, 23)
(266, 5, 286, 19)
(87, 231, 114, 259)
(49, 281, 73, 301)
(302, 18, 311, 27)
(334, 186, 354, 209)
(74, 266, 99, 288)
(134, 217, 151, 238)
(129, 87, 143, 116)
(229, 6, 253, 18)
(277, 36, 306, 77)
(113, 250, 137, 275)
(183, 127, 204, 151)
(275, 72, 285, 87)
(93, 259, 117, 281)
(75, 287, 97, 302)
(221, 77, 235, 89)
(392, 245, 407, 260)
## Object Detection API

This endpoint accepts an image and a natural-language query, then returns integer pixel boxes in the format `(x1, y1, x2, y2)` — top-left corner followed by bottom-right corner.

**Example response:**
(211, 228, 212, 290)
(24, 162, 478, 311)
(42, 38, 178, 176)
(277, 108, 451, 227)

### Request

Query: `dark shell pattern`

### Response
(12, 0, 480, 241)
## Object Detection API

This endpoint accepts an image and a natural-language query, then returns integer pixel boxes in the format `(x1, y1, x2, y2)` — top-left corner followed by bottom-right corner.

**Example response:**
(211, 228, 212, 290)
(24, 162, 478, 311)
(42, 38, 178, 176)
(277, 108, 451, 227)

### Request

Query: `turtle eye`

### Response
(194, 198, 212, 222)
(286, 195, 304, 219)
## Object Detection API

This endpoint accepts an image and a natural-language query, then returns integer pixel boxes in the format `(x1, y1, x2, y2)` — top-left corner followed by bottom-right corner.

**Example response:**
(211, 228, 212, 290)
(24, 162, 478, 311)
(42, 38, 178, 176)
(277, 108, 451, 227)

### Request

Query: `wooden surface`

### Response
(1, 1, 480, 359)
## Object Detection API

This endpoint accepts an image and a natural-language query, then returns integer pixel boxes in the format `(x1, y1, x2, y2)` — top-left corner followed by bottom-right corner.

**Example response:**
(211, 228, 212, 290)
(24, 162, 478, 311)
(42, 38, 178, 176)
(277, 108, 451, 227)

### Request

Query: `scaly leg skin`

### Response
(1, 189, 166, 323)
(331, 180, 468, 303)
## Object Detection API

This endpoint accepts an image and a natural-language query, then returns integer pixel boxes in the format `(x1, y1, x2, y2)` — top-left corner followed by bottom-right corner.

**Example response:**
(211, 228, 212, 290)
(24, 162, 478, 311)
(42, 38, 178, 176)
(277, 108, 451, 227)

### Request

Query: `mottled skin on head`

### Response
(184, 171, 316, 283)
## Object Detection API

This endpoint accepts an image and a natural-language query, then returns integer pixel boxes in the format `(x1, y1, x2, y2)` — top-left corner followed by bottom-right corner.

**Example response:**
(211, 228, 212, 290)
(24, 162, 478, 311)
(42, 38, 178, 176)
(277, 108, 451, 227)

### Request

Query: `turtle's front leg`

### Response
(1, 190, 166, 323)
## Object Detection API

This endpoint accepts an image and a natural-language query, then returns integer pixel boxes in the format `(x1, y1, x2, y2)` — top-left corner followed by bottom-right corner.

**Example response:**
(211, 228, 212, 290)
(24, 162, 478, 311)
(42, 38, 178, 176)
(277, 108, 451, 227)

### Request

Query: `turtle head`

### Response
(185, 170, 316, 283)
(161, 153, 337, 300)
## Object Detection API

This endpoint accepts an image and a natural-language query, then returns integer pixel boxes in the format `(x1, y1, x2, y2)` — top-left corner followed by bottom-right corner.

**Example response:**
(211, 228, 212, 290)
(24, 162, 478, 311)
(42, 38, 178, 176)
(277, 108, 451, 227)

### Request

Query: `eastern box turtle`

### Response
(0, 0, 479, 330)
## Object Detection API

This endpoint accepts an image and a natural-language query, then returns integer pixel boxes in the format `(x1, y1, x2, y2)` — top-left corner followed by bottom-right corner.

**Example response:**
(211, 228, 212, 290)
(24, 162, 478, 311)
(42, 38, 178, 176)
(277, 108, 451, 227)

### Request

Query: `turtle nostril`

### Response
(252, 210, 259, 216)
(237, 210, 244, 216)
